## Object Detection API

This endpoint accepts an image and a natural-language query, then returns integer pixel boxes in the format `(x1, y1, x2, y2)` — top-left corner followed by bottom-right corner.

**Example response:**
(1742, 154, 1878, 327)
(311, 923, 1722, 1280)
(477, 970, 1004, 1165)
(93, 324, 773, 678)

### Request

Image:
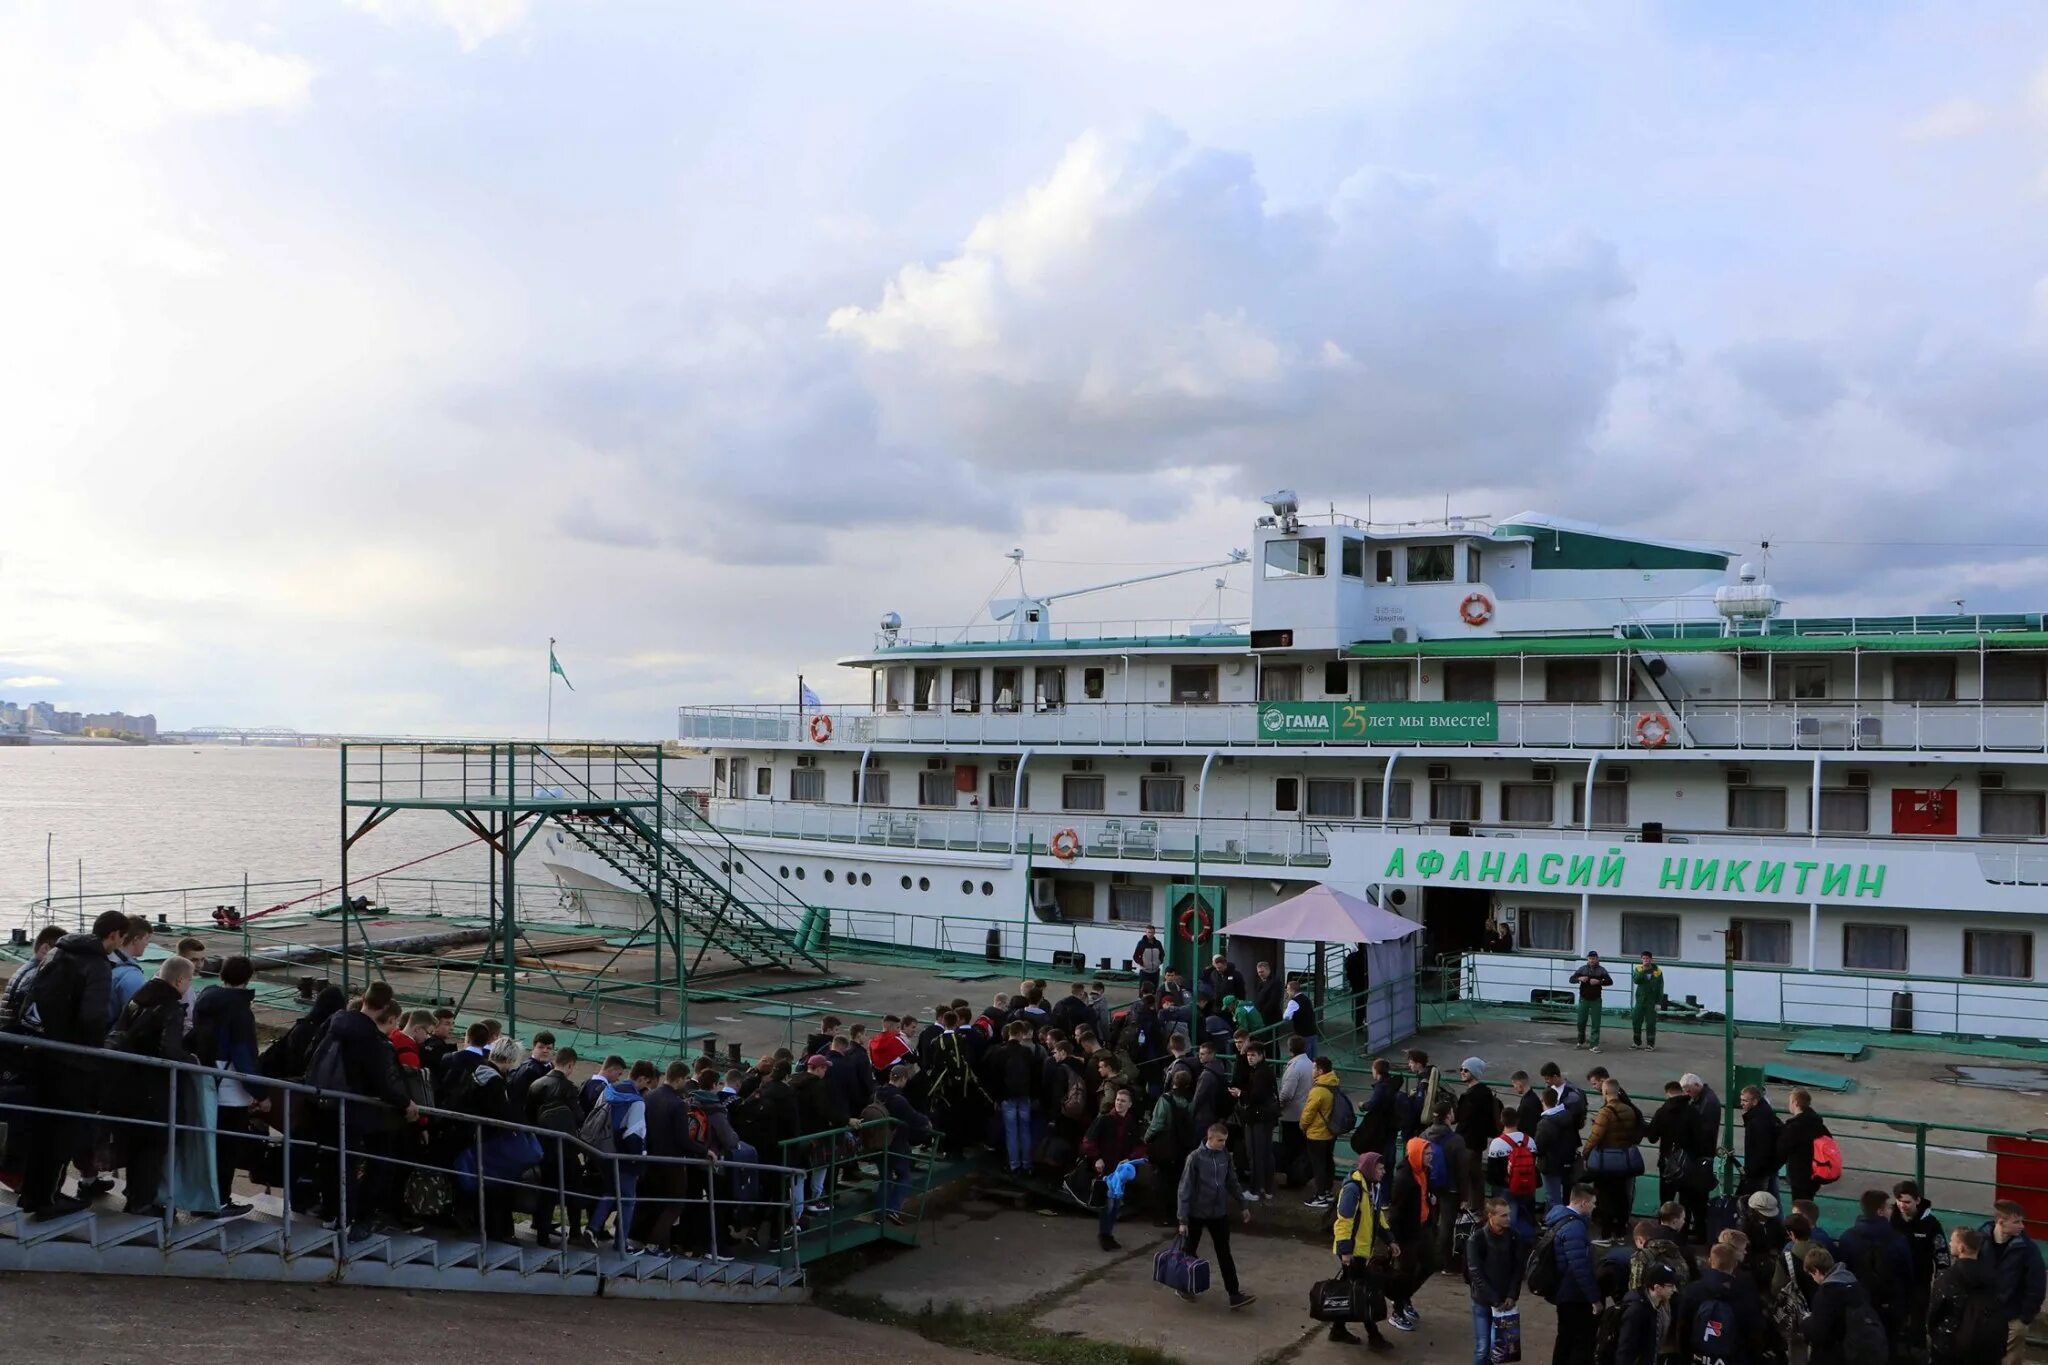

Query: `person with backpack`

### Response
(1230, 1040, 1279, 1201)
(104, 956, 199, 1219)
(1298, 1056, 1346, 1210)
(192, 954, 264, 1214)
(524, 1046, 584, 1246)
(1801, 1246, 1891, 1365)
(1535, 1087, 1579, 1214)
(981, 1020, 1046, 1176)
(1384, 1138, 1428, 1331)
(1487, 1108, 1541, 1237)
(1646, 1079, 1694, 1223)
(639, 1060, 715, 1254)
(1891, 1179, 1950, 1356)
(1737, 1085, 1783, 1200)
(1535, 1182, 1602, 1364)
(1676, 1240, 1764, 1365)
(1146, 1067, 1200, 1225)
(1277, 1036, 1313, 1188)
(868, 1063, 931, 1227)
(16, 910, 127, 1219)
(1355, 1057, 1402, 1165)
(1927, 1226, 2010, 1365)
(1580, 1077, 1642, 1238)
(1778, 1088, 1835, 1204)
(1189, 1039, 1233, 1137)
(585, 1060, 652, 1249)
(1840, 1188, 1915, 1348)
(1568, 951, 1612, 1052)
(1615, 1262, 1679, 1365)
(1979, 1200, 2045, 1365)
(1083, 1085, 1146, 1250)
(1466, 1195, 1529, 1365)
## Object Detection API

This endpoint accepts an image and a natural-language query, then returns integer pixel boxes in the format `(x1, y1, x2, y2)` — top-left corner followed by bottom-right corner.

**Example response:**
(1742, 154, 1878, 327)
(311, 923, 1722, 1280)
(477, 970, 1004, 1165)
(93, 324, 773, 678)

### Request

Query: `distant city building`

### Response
(25, 701, 55, 731)
(17, 701, 159, 738)
(82, 710, 158, 739)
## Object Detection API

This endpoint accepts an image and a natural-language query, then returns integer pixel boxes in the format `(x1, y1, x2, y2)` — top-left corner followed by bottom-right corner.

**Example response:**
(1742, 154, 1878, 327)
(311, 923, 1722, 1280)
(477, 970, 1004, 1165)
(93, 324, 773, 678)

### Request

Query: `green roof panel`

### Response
(1496, 523, 1733, 573)
(1348, 630, 2048, 659)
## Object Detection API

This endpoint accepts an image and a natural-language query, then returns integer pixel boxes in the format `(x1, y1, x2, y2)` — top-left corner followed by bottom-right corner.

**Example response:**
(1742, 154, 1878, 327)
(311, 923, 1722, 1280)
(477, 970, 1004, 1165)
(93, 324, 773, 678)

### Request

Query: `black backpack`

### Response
(1688, 1290, 1741, 1361)
(1526, 1222, 1563, 1302)
(1843, 1296, 1889, 1361)
(1930, 1277, 2007, 1363)
(1594, 1301, 1625, 1360)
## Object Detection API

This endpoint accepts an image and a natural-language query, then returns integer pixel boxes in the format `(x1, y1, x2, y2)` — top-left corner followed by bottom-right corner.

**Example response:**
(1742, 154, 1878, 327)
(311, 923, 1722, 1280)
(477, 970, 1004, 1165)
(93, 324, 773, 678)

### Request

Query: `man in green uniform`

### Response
(1569, 951, 1612, 1052)
(1631, 951, 1666, 1051)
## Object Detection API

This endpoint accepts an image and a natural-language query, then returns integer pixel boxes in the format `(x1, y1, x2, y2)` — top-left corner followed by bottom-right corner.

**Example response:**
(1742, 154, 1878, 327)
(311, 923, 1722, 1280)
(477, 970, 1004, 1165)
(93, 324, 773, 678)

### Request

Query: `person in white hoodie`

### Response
(1276, 1035, 1314, 1191)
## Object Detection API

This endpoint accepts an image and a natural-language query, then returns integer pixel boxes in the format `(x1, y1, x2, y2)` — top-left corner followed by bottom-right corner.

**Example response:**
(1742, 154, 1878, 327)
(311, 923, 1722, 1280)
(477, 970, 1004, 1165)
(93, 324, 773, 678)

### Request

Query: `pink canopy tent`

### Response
(1225, 883, 1422, 1050)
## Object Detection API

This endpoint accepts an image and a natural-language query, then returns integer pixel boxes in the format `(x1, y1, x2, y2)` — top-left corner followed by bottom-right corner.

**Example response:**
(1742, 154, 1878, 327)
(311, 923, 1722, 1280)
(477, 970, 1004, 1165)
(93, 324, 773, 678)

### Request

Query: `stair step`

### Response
(341, 1231, 391, 1262)
(282, 1226, 338, 1260)
(479, 1241, 523, 1272)
(378, 1233, 439, 1267)
(165, 1218, 228, 1252)
(518, 1244, 562, 1275)
(435, 1239, 483, 1269)
(19, 1209, 99, 1246)
(90, 1211, 165, 1250)
(216, 1215, 286, 1256)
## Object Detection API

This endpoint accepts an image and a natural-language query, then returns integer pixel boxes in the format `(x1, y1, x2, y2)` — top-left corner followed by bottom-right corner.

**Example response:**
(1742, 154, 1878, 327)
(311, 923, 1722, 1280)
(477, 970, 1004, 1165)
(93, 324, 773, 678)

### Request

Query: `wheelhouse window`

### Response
(1374, 549, 1396, 584)
(1982, 790, 2047, 837)
(1545, 659, 1602, 704)
(788, 767, 824, 802)
(950, 669, 981, 713)
(1518, 907, 1573, 952)
(1062, 774, 1106, 812)
(1430, 780, 1480, 821)
(1731, 917, 1793, 965)
(1443, 660, 1495, 701)
(1571, 782, 1629, 826)
(1818, 788, 1870, 833)
(1500, 782, 1554, 824)
(1467, 546, 1483, 583)
(1259, 665, 1302, 701)
(913, 665, 940, 711)
(1892, 656, 1957, 702)
(1985, 656, 2047, 702)
(987, 769, 1029, 809)
(1083, 667, 1106, 700)
(1406, 543, 1455, 583)
(1140, 775, 1186, 814)
(1843, 923, 1908, 973)
(1363, 779, 1413, 821)
(1305, 778, 1355, 819)
(1965, 929, 2034, 980)
(1360, 662, 1410, 701)
(1035, 666, 1066, 711)
(992, 667, 1022, 713)
(883, 665, 910, 712)
(1728, 786, 1788, 831)
(917, 770, 956, 807)
(1341, 538, 1365, 578)
(1324, 660, 1351, 696)
(1171, 665, 1219, 703)
(1619, 912, 1680, 959)
(1109, 884, 1153, 924)
(1263, 537, 1327, 579)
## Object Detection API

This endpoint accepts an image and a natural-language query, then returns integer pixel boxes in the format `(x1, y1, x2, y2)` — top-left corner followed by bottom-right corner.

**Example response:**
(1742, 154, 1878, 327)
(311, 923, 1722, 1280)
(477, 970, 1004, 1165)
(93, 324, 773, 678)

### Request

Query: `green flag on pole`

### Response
(549, 643, 574, 691)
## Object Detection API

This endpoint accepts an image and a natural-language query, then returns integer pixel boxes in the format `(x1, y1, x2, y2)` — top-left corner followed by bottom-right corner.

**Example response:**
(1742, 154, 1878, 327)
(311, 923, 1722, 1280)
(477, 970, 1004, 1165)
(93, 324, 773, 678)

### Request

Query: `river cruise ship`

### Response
(547, 493, 2048, 1040)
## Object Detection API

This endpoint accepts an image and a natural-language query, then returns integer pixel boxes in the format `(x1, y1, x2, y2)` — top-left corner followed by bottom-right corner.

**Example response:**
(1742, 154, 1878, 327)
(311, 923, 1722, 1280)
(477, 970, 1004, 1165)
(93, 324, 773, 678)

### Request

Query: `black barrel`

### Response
(985, 927, 1002, 962)
(1890, 991, 1914, 1033)
(1641, 822, 1665, 843)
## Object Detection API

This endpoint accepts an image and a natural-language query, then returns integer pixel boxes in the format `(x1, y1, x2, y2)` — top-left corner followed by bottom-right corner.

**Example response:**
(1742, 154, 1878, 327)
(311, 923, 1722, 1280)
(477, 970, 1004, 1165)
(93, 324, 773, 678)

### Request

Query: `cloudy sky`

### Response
(3, 1, 2046, 737)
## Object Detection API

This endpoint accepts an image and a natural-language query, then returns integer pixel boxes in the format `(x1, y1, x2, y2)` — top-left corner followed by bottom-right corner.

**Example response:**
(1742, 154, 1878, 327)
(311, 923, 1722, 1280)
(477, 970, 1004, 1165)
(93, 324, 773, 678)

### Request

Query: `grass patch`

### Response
(820, 1291, 1184, 1365)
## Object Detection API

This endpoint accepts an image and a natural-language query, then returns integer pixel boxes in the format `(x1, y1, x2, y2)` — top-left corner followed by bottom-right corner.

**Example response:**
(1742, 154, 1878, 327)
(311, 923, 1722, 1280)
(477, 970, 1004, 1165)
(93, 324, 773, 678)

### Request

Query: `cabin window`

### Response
(1843, 923, 1908, 973)
(1731, 918, 1793, 965)
(1259, 665, 1302, 701)
(1443, 660, 1496, 701)
(854, 762, 889, 805)
(1727, 786, 1788, 831)
(913, 665, 940, 711)
(950, 669, 981, 712)
(1775, 662, 1828, 701)
(1984, 656, 2047, 702)
(1965, 929, 2034, 980)
(1274, 777, 1299, 813)
(1429, 781, 1480, 822)
(1324, 660, 1350, 696)
(1140, 775, 1186, 814)
(1035, 666, 1066, 711)
(1360, 662, 1411, 701)
(1109, 884, 1153, 924)
(726, 761, 745, 800)
(755, 766, 773, 797)
(1893, 656, 1957, 702)
(992, 667, 1022, 713)
(1545, 659, 1602, 704)
(1053, 880, 1096, 923)
(1341, 538, 1365, 578)
(788, 767, 824, 803)
(1264, 537, 1327, 579)
(1083, 667, 1106, 700)
(1362, 780, 1414, 820)
(1062, 774, 1106, 812)
(1818, 789, 1870, 833)
(1620, 912, 1681, 959)
(1407, 544, 1455, 583)
(884, 665, 910, 711)
(1374, 549, 1396, 584)
(917, 770, 956, 807)
(1500, 782, 1554, 824)
(1518, 908, 1573, 952)
(1571, 782, 1629, 826)
(1467, 546, 1483, 583)
(987, 770, 1028, 809)
(1982, 790, 2047, 837)
(1305, 778, 1356, 819)
(1171, 665, 1219, 703)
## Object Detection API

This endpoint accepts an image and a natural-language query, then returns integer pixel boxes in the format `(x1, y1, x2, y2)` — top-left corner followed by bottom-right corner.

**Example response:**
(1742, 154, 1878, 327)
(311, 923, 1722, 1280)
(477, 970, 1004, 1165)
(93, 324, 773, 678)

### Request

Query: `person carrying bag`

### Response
(1318, 1151, 1394, 1348)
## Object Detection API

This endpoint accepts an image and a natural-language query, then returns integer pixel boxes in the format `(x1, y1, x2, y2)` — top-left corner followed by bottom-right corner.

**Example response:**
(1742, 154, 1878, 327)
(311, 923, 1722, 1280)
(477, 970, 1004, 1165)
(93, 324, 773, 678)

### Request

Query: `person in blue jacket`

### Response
(1545, 1182, 1602, 1364)
(1980, 1200, 2047, 1364)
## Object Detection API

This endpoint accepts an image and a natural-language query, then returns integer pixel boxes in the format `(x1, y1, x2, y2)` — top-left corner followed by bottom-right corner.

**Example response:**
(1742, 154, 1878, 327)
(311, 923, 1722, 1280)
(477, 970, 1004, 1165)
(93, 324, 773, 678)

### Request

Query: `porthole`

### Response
(961, 879, 974, 895)
(981, 881, 995, 896)
(918, 876, 931, 891)
(901, 875, 913, 890)
(779, 865, 790, 878)
(823, 870, 834, 883)
(795, 866, 806, 880)
(861, 872, 873, 887)
(720, 861, 731, 875)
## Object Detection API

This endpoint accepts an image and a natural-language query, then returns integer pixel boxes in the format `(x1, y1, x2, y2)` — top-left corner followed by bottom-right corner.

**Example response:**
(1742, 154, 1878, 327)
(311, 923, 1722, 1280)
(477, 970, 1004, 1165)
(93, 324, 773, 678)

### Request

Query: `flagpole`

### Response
(547, 636, 555, 744)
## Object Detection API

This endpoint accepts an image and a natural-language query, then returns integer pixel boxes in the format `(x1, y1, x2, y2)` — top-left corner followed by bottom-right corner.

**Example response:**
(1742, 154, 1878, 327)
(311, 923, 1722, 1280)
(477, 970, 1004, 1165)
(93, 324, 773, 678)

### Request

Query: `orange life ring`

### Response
(1459, 593, 1494, 627)
(1634, 712, 1672, 748)
(1050, 828, 1082, 861)
(1177, 905, 1212, 943)
(808, 713, 833, 743)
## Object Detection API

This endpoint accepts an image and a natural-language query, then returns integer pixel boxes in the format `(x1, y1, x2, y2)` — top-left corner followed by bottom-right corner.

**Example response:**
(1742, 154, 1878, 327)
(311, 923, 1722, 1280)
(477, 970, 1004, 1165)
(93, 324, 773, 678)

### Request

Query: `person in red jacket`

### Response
(869, 1014, 912, 1072)
(1081, 1087, 1146, 1251)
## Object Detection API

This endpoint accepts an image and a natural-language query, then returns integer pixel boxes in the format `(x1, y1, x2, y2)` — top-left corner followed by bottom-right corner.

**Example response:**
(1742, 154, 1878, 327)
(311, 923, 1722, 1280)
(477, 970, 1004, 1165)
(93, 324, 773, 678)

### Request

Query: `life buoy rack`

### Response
(808, 713, 833, 743)
(1459, 593, 1494, 627)
(1177, 904, 1213, 943)
(1634, 712, 1673, 748)
(1050, 828, 1082, 861)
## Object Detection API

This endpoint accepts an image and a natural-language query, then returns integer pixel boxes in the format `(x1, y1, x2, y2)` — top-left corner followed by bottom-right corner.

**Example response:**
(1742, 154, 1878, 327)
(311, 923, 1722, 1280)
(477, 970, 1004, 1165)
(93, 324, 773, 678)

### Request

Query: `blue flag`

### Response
(550, 644, 574, 692)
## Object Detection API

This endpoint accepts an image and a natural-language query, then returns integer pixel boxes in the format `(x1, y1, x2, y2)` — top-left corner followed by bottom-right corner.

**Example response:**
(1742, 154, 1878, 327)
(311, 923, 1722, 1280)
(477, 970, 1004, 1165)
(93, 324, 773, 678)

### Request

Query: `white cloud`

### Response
(1, 676, 62, 690)
(1905, 97, 1991, 143)
(345, 0, 531, 52)
(81, 17, 312, 131)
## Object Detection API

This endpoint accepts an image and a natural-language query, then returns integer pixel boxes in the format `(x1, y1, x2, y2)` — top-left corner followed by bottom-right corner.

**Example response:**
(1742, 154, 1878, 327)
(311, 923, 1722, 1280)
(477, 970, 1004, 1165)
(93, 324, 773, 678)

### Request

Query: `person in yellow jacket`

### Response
(1300, 1058, 1343, 1209)
(1327, 1150, 1393, 1347)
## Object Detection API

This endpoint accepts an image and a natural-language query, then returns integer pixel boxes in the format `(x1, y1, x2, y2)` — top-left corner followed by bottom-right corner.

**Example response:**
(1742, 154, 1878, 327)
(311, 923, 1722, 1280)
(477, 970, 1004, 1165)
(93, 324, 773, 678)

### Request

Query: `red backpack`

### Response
(1503, 1132, 1539, 1196)
(1811, 1134, 1843, 1184)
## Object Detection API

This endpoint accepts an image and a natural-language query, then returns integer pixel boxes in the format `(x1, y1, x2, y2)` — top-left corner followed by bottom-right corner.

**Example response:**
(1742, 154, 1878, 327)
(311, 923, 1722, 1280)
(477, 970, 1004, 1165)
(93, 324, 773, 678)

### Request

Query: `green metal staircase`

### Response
(556, 807, 825, 975)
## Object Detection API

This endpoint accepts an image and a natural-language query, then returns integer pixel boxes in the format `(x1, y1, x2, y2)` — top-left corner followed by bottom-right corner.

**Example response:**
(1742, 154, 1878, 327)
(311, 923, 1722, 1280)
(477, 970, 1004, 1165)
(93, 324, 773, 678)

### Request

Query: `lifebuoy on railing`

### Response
(1177, 904, 1213, 943)
(1050, 828, 1082, 861)
(809, 714, 833, 743)
(1459, 593, 1494, 627)
(1634, 712, 1673, 748)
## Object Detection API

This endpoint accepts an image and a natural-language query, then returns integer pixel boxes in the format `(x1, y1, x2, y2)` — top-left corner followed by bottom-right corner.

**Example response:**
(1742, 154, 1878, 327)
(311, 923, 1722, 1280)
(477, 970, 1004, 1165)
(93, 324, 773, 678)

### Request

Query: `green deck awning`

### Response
(1347, 631, 2048, 659)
